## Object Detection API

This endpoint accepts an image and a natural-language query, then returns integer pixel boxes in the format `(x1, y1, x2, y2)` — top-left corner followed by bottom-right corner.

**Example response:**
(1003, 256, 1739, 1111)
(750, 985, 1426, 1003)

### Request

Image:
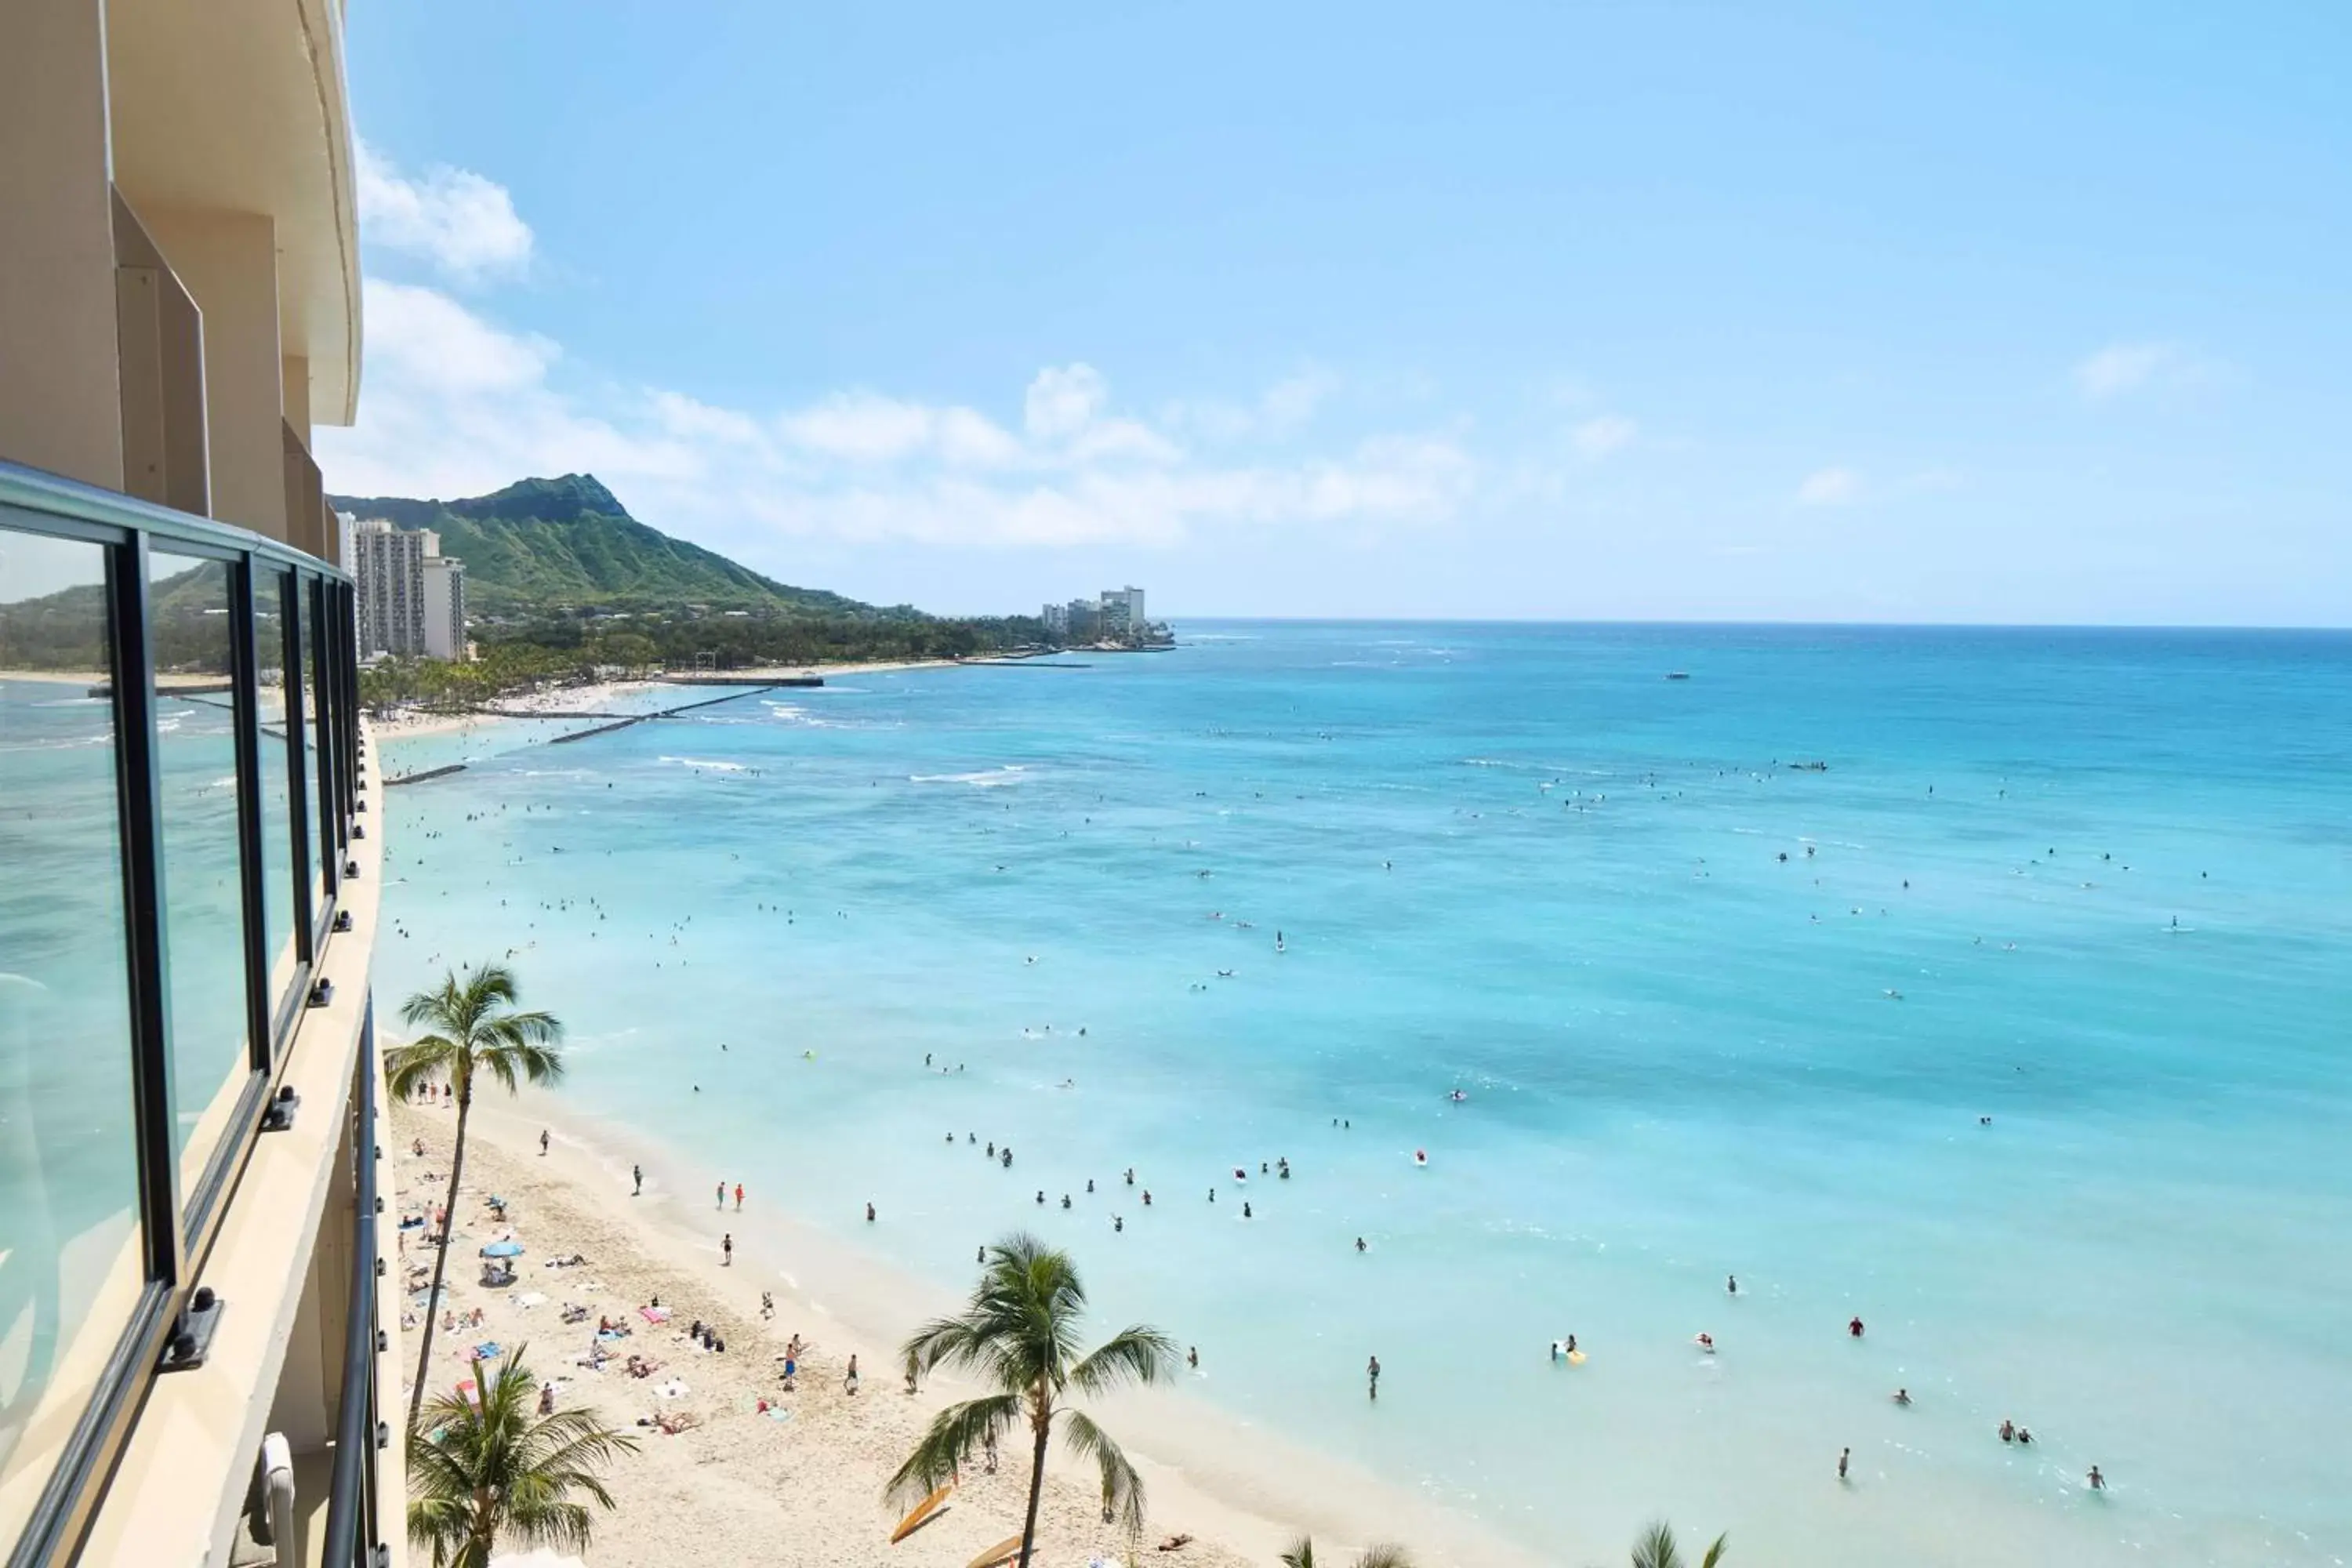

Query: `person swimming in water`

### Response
(1849, 1316, 1866, 1338)
(2087, 1465, 2105, 1490)
(1726, 1273, 1738, 1295)
(1892, 1388, 1911, 1406)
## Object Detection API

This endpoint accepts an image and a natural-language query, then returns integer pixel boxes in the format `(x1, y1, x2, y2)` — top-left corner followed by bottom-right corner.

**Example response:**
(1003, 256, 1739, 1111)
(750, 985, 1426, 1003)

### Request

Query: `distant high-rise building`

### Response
(1100, 586, 1146, 641)
(354, 517, 468, 658)
(351, 517, 426, 655)
(1067, 597, 1102, 641)
(423, 553, 467, 659)
(1042, 601, 1069, 634)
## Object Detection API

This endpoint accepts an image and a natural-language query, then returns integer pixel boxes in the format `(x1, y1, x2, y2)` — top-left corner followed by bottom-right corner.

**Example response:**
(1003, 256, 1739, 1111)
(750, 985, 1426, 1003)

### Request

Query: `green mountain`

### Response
(325, 474, 886, 617)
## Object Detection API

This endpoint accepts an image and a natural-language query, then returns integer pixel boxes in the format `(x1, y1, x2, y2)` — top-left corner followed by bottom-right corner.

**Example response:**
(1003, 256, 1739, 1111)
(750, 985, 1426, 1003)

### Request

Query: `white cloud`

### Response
(1795, 466, 1861, 506)
(779, 393, 938, 463)
(1024, 364, 1109, 439)
(318, 284, 1474, 557)
(1163, 369, 1339, 442)
(365, 280, 556, 393)
(2071, 340, 2224, 401)
(1570, 414, 1639, 460)
(355, 140, 534, 283)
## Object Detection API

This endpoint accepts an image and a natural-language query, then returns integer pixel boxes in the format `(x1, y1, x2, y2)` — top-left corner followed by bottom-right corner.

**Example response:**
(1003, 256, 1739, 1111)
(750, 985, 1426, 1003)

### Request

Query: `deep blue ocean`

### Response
(378, 622, 2352, 1565)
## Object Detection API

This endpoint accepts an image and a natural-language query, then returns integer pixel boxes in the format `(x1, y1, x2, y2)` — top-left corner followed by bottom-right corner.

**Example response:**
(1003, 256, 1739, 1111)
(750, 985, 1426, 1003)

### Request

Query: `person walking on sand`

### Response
(1838, 1446, 1851, 1481)
(632, 1163, 642, 1196)
(1367, 1355, 1381, 1399)
(734, 1182, 744, 1212)
(844, 1353, 859, 1395)
(539, 1129, 549, 1156)
(722, 1233, 733, 1267)
(716, 1181, 726, 1210)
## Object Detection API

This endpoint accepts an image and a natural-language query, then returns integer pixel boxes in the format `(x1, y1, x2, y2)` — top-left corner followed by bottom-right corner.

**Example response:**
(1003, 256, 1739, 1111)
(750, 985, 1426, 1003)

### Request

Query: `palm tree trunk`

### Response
(1016, 1411, 1052, 1568)
(407, 1082, 474, 1432)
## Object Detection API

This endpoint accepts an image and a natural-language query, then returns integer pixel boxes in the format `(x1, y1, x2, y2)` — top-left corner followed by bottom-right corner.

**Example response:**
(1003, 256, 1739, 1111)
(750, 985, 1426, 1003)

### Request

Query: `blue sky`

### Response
(318, 2, 2351, 624)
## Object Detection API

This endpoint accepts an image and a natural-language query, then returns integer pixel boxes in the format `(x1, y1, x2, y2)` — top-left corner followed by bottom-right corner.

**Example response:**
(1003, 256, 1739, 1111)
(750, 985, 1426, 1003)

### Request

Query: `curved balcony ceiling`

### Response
(106, 0, 361, 425)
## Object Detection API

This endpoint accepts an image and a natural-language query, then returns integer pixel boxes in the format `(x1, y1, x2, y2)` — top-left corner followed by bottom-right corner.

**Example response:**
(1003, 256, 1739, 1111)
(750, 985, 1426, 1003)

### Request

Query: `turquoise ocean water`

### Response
(378, 623, 2352, 1565)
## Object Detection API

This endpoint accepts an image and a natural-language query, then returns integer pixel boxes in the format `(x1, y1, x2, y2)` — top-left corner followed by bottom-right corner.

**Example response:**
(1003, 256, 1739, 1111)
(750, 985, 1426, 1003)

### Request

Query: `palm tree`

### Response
(406, 1345, 636, 1567)
(388, 964, 564, 1432)
(888, 1233, 1178, 1567)
(1280, 1537, 1415, 1567)
(1629, 1522, 1728, 1568)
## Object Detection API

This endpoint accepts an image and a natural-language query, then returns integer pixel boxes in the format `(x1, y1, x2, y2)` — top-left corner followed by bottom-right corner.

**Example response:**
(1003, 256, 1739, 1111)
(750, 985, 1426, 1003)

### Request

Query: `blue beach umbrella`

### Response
(480, 1240, 524, 1258)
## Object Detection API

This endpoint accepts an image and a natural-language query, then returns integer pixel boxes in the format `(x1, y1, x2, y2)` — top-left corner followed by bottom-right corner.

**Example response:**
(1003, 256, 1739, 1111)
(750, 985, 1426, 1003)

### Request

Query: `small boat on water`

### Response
(1666, 671, 1690, 681)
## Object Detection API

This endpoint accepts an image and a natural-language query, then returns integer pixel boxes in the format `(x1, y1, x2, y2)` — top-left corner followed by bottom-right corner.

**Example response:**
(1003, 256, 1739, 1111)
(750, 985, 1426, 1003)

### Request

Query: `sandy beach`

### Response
(390, 1085, 1536, 1568)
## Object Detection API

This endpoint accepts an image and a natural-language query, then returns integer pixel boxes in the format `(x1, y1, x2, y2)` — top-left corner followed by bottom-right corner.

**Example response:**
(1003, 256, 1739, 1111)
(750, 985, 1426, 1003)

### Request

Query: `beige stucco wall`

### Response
(141, 209, 288, 541)
(0, 0, 124, 488)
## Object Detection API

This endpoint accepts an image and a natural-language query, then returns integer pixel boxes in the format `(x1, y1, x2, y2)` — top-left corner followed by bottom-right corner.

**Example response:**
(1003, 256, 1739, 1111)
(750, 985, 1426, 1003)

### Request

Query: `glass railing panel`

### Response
(253, 568, 298, 1035)
(0, 524, 147, 1552)
(292, 576, 324, 921)
(304, 576, 337, 888)
(147, 550, 253, 1192)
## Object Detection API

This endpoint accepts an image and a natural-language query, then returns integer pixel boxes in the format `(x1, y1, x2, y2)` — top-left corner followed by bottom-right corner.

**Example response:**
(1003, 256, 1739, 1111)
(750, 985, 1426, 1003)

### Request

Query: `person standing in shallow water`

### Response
(1838, 1446, 1851, 1481)
(1367, 1355, 1381, 1399)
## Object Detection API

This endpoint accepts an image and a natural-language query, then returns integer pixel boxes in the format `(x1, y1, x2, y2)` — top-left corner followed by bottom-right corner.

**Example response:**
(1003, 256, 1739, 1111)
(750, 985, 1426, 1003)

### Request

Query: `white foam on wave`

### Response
(659, 755, 751, 773)
(909, 765, 1029, 788)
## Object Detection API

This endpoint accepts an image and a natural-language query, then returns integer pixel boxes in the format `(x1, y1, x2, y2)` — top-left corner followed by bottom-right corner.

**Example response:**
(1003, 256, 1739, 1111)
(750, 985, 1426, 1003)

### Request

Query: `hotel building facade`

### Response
(1, 2, 401, 1566)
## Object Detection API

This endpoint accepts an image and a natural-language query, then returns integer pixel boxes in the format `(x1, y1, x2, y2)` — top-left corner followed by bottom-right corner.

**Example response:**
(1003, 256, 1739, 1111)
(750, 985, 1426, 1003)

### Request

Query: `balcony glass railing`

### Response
(0, 458, 365, 1566)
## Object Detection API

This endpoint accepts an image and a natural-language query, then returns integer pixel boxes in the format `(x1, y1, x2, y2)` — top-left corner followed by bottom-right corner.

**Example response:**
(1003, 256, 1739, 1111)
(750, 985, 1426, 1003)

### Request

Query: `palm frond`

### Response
(886, 1393, 1023, 1508)
(1279, 1537, 1318, 1568)
(1069, 1323, 1179, 1398)
(386, 1035, 457, 1098)
(1354, 1546, 1416, 1568)
(1632, 1521, 1682, 1568)
(1697, 1532, 1728, 1568)
(1061, 1406, 1147, 1536)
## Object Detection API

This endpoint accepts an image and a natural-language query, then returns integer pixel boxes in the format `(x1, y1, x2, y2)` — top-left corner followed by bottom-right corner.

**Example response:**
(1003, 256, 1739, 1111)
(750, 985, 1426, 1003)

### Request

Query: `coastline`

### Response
(394, 1080, 1544, 1568)
(368, 658, 978, 744)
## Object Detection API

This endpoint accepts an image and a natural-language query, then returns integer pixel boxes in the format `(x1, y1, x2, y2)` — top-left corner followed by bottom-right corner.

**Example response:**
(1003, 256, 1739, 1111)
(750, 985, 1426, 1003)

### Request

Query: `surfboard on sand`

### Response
(889, 1480, 954, 1544)
(965, 1534, 1025, 1568)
